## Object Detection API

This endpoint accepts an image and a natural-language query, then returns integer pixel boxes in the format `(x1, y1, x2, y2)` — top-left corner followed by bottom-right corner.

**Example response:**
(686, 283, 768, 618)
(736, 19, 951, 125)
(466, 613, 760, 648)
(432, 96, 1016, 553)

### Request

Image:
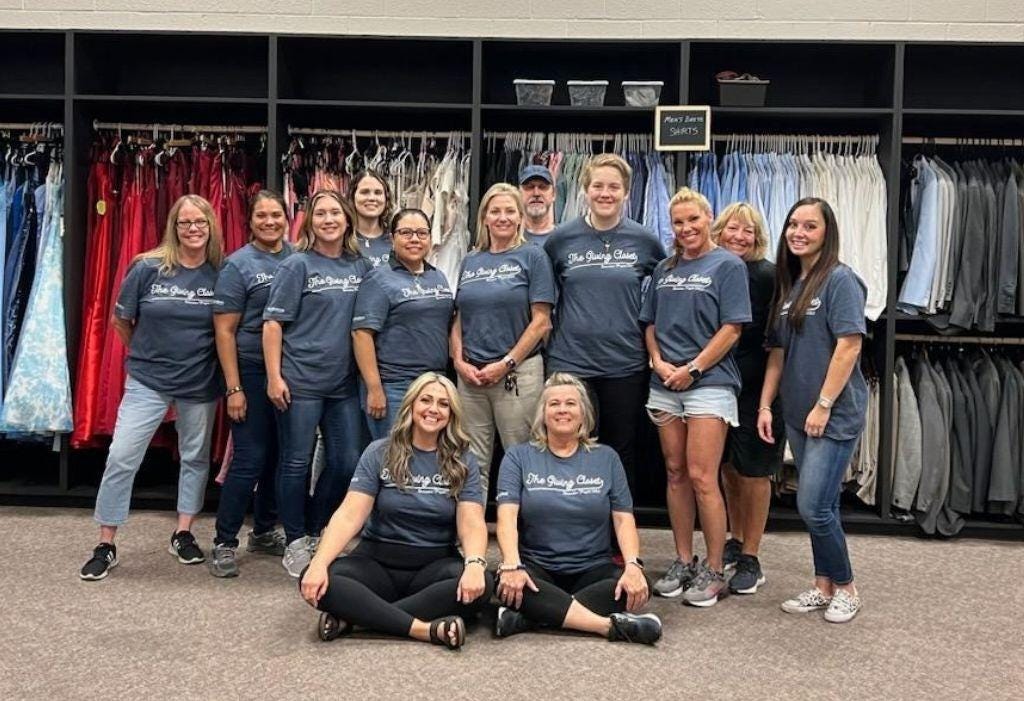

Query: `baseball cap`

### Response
(518, 165, 554, 185)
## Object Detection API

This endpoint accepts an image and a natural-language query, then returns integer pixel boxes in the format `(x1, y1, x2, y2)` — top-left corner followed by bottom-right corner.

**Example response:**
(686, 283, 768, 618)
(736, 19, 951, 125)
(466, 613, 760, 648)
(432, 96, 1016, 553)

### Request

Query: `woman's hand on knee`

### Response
(457, 565, 486, 604)
(300, 563, 329, 607)
(497, 569, 538, 609)
(615, 567, 649, 612)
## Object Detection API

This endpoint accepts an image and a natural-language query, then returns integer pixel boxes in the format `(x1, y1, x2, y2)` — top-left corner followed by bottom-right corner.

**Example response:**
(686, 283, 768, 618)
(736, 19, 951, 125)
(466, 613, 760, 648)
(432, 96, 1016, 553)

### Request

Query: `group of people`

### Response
(78, 151, 869, 648)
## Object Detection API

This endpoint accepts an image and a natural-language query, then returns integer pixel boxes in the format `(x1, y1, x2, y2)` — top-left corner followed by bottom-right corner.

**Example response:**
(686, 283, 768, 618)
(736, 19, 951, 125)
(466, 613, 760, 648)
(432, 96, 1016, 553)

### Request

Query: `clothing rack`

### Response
(711, 133, 880, 154)
(0, 122, 64, 131)
(902, 136, 1024, 146)
(895, 333, 1024, 346)
(287, 127, 468, 139)
(92, 120, 267, 134)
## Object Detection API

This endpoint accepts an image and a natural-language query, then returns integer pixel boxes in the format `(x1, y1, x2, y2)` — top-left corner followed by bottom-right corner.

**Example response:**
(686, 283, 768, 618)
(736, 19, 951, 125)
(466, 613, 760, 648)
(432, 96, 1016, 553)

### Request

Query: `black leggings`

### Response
(315, 540, 494, 638)
(581, 370, 649, 491)
(510, 561, 626, 628)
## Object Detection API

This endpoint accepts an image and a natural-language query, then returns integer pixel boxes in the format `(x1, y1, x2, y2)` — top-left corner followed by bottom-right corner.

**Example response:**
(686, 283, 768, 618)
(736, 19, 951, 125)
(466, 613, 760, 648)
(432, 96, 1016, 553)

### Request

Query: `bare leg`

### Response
(656, 415, 695, 561)
(99, 525, 117, 544)
(176, 514, 196, 533)
(739, 474, 772, 556)
(685, 417, 729, 572)
(561, 600, 613, 637)
(722, 464, 744, 543)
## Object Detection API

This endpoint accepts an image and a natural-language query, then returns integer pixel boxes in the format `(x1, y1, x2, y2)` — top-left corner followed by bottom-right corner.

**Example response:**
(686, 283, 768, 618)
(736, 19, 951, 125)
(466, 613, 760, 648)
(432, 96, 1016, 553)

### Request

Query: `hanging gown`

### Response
(0, 163, 72, 434)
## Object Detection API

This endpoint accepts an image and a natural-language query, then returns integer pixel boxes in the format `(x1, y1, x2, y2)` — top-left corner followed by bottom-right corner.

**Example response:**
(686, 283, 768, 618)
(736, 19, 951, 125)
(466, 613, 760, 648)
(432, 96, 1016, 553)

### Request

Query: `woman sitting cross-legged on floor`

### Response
(298, 372, 492, 650)
(492, 372, 662, 645)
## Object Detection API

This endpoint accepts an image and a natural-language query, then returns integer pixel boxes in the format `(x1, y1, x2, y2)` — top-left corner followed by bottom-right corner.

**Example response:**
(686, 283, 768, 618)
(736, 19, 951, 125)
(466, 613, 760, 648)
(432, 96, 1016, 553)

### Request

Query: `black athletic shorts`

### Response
(723, 390, 784, 478)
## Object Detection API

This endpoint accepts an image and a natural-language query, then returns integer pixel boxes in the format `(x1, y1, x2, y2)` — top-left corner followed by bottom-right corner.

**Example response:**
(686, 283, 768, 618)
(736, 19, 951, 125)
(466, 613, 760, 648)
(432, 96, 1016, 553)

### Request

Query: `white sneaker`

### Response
(781, 588, 832, 614)
(282, 536, 312, 578)
(824, 589, 862, 623)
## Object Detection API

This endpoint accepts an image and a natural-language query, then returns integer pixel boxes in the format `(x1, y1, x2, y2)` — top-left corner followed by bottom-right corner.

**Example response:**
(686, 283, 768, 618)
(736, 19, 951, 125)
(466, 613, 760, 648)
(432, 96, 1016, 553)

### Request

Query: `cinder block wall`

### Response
(0, 1, 1022, 40)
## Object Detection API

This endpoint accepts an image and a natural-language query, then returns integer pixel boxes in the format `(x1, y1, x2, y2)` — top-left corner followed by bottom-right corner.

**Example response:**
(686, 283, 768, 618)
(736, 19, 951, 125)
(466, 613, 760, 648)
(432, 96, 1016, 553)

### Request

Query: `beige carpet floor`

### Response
(1, 506, 1022, 701)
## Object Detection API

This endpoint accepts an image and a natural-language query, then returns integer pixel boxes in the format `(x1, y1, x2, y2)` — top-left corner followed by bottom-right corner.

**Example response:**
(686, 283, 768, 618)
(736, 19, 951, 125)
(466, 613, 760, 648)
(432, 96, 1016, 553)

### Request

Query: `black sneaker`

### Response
(495, 606, 537, 638)
(723, 537, 743, 571)
(80, 543, 118, 581)
(169, 530, 205, 564)
(607, 612, 662, 645)
(729, 553, 766, 594)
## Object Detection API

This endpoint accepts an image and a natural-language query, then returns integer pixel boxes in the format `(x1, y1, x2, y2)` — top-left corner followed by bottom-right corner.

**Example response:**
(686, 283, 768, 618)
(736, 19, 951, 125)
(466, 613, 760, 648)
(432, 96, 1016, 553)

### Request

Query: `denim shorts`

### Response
(645, 383, 739, 427)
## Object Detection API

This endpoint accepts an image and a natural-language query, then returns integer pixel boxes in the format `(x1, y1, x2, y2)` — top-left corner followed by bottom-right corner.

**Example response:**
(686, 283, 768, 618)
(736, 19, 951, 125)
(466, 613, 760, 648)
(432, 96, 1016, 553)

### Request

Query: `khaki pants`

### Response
(457, 354, 544, 489)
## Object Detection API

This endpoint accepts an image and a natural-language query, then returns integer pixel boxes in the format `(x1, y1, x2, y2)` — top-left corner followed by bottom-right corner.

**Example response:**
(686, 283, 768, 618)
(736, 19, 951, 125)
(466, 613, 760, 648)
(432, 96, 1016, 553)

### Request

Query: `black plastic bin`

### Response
(717, 78, 770, 107)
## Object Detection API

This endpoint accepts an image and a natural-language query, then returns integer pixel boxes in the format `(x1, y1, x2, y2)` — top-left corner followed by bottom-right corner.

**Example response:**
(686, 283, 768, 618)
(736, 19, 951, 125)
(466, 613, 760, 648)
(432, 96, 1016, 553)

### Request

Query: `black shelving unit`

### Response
(0, 30, 1020, 540)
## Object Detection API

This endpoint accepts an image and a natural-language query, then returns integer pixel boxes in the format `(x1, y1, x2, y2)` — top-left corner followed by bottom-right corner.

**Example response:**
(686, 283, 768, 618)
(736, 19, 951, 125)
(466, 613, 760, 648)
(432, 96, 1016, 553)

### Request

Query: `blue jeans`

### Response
(214, 360, 279, 547)
(276, 394, 363, 543)
(94, 376, 217, 526)
(359, 379, 411, 441)
(785, 425, 857, 585)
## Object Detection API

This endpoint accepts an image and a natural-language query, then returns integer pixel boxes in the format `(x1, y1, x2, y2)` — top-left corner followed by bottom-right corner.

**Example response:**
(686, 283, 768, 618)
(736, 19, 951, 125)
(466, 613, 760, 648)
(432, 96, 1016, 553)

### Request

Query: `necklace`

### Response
(586, 213, 614, 252)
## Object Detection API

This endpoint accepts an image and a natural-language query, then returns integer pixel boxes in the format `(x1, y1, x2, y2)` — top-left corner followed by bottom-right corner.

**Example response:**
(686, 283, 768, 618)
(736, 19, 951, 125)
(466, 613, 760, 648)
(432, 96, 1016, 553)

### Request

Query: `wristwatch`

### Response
(625, 557, 645, 571)
(686, 361, 703, 380)
(464, 556, 487, 568)
(503, 355, 517, 370)
(816, 394, 835, 409)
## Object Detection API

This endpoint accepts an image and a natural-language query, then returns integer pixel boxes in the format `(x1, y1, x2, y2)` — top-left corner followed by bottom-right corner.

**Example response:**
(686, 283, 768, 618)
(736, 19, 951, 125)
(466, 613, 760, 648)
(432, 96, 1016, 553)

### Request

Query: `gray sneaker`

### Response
(282, 536, 312, 578)
(728, 554, 766, 594)
(653, 556, 699, 598)
(208, 543, 239, 578)
(247, 528, 286, 556)
(682, 560, 729, 607)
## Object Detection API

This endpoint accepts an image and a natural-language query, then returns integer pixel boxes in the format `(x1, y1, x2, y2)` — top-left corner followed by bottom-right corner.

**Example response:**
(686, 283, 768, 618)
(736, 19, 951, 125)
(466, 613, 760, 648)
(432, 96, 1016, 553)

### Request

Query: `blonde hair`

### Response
(134, 194, 223, 275)
(474, 183, 526, 251)
(666, 187, 714, 268)
(581, 153, 632, 192)
(297, 190, 360, 257)
(711, 202, 769, 262)
(530, 373, 598, 451)
(383, 373, 472, 498)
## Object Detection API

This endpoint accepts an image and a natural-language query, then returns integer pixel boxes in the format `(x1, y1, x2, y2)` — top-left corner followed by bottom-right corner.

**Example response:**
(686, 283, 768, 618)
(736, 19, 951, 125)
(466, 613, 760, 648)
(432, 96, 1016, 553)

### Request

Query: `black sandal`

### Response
(317, 612, 352, 642)
(428, 615, 466, 650)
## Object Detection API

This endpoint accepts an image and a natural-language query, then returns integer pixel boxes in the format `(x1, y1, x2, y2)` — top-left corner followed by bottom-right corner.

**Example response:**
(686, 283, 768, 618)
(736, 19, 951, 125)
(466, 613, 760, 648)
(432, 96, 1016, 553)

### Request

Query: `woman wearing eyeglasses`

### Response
(353, 209, 455, 439)
(80, 195, 224, 581)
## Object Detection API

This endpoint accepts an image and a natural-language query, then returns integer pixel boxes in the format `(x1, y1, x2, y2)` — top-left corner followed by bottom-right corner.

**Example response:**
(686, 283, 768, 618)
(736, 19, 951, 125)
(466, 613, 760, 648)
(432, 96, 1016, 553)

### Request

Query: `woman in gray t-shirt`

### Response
(493, 373, 662, 645)
(299, 373, 490, 650)
(80, 195, 225, 581)
(347, 169, 393, 270)
(758, 197, 868, 624)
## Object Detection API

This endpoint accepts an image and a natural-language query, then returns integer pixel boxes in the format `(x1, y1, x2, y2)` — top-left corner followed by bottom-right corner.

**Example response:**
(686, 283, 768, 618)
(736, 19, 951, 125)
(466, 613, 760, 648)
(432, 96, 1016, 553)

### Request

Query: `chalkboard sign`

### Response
(655, 105, 711, 151)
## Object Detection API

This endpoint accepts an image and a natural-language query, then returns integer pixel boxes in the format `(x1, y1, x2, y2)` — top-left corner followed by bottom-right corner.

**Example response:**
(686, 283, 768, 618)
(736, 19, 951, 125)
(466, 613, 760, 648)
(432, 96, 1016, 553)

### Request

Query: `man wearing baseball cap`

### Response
(519, 165, 556, 246)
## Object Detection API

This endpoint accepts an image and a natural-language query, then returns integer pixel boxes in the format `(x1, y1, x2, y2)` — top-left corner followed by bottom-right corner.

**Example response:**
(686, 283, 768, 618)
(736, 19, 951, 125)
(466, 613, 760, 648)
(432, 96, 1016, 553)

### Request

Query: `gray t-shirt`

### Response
(495, 442, 633, 574)
(213, 242, 293, 365)
(768, 264, 868, 440)
(263, 250, 371, 399)
(351, 260, 454, 383)
(544, 217, 664, 378)
(640, 247, 751, 393)
(356, 232, 392, 269)
(455, 244, 556, 363)
(114, 258, 223, 401)
(349, 438, 485, 548)
(525, 230, 554, 247)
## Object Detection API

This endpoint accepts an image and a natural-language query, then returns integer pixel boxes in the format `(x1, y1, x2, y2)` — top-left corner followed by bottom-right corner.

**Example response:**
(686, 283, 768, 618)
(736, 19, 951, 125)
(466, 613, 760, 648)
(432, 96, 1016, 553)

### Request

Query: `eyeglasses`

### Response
(176, 219, 210, 231)
(394, 228, 431, 240)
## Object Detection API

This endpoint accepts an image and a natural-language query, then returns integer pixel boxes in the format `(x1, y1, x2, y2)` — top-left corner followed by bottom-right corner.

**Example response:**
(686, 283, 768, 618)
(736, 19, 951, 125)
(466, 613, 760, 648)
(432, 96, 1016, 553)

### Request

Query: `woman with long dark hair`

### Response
(299, 373, 490, 650)
(757, 197, 868, 624)
(347, 169, 393, 269)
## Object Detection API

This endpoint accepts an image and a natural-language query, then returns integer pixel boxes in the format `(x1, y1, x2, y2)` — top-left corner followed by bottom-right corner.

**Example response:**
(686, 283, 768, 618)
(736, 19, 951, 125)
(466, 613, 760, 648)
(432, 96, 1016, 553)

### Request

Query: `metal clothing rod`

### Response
(485, 131, 626, 140)
(0, 122, 64, 131)
(712, 133, 876, 143)
(92, 120, 266, 134)
(288, 127, 467, 138)
(895, 333, 1024, 346)
(902, 136, 1024, 146)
